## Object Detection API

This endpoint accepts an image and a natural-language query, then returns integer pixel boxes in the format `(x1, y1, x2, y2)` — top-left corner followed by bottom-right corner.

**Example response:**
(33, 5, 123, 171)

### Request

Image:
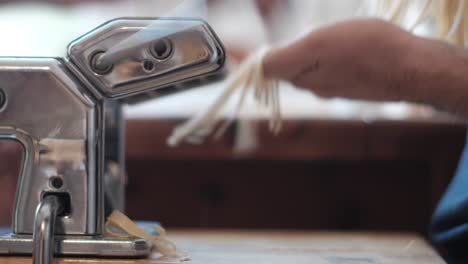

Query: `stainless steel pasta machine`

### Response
(0, 18, 225, 263)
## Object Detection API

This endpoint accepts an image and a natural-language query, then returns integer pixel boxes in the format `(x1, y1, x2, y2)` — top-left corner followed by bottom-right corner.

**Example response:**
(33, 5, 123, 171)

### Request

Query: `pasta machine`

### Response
(0, 18, 225, 263)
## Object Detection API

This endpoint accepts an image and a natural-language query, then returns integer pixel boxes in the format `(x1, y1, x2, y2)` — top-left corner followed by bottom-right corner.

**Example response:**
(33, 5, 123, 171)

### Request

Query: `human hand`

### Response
(263, 19, 420, 102)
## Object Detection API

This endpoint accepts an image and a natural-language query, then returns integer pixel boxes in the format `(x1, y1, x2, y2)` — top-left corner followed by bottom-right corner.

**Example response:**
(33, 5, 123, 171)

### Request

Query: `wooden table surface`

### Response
(0, 230, 445, 264)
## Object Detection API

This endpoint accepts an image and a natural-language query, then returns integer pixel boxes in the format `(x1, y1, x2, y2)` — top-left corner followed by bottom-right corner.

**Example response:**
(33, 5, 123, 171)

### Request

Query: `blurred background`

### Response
(0, 0, 466, 240)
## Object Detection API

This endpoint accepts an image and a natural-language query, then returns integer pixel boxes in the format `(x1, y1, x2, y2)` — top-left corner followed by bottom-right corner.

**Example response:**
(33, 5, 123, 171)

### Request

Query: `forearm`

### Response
(262, 19, 468, 118)
(403, 36, 468, 118)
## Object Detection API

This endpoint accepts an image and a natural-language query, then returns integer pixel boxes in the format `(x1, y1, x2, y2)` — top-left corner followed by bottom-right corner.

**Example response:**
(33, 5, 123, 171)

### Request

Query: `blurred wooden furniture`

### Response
(0, 118, 465, 236)
(0, 230, 446, 263)
(126, 119, 466, 235)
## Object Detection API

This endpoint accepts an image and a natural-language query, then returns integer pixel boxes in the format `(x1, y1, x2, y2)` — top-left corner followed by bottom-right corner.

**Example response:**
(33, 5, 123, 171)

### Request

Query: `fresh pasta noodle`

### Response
(167, 47, 281, 147)
(105, 210, 179, 257)
(375, 0, 468, 47)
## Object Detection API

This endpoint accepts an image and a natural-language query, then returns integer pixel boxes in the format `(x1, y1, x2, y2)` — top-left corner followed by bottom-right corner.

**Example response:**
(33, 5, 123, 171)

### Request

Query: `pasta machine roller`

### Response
(0, 18, 225, 263)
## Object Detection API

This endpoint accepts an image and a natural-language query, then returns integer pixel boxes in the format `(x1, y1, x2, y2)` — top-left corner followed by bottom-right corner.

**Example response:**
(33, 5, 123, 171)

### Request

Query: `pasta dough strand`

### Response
(105, 210, 178, 257)
(446, 0, 466, 40)
(409, 0, 434, 31)
(167, 47, 281, 147)
(376, 0, 468, 47)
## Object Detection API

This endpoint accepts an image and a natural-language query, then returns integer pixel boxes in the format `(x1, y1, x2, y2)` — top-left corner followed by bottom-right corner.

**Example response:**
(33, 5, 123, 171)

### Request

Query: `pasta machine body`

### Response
(0, 18, 225, 259)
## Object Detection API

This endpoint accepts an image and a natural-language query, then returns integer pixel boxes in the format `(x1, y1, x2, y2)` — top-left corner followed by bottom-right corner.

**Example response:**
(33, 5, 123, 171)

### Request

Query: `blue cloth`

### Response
(0, 228, 9, 236)
(135, 220, 162, 235)
(431, 133, 468, 262)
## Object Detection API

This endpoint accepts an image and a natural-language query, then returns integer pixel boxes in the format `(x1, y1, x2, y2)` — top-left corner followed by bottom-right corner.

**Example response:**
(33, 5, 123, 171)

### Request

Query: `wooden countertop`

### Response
(0, 230, 445, 264)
